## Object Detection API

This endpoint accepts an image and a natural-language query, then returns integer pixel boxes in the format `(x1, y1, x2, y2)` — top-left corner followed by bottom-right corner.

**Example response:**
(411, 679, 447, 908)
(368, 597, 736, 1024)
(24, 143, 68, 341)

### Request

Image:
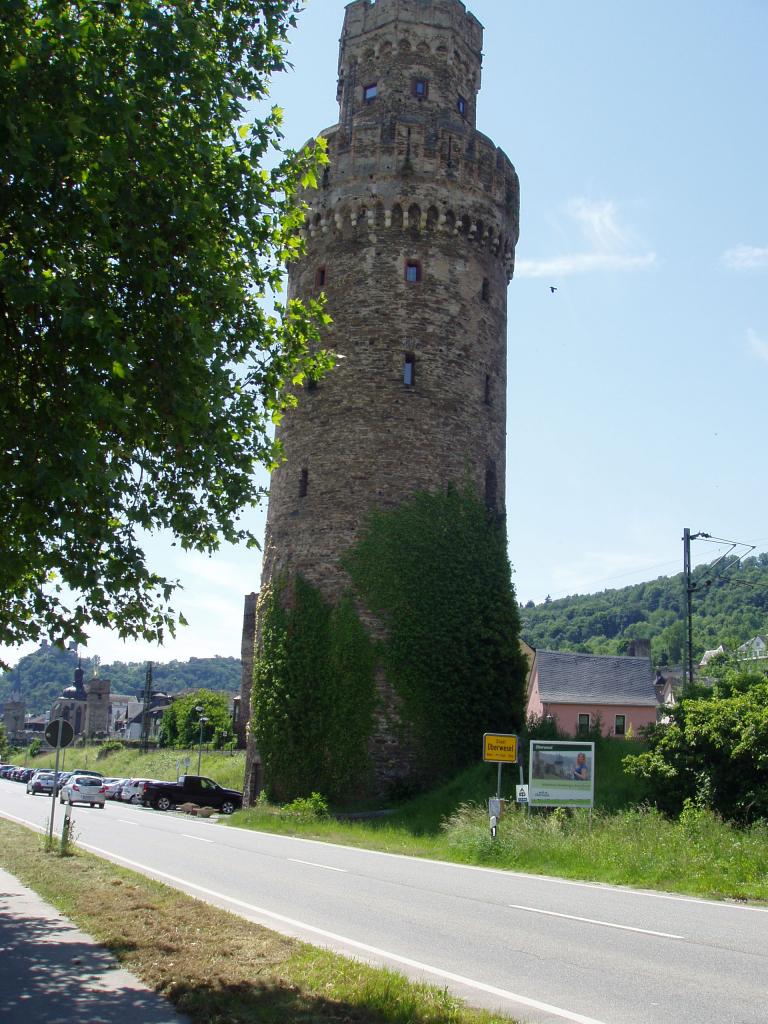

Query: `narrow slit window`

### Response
(481, 277, 490, 302)
(403, 352, 415, 386)
(412, 78, 428, 99)
(485, 459, 497, 509)
(315, 266, 326, 288)
(457, 95, 467, 117)
(363, 82, 378, 102)
(484, 374, 492, 405)
(299, 468, 308, 498)
(405, 259, 421, 283)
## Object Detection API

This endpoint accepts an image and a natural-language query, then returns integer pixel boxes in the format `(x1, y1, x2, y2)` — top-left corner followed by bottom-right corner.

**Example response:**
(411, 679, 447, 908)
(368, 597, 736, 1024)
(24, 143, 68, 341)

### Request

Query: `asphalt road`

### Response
(2, 779, 766, 1024)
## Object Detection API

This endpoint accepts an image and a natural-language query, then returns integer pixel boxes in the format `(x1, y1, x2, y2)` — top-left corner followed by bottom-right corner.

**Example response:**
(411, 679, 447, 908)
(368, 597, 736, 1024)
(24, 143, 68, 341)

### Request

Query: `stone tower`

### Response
(84, 674, 110, 738)
(243, 0, 519, 799)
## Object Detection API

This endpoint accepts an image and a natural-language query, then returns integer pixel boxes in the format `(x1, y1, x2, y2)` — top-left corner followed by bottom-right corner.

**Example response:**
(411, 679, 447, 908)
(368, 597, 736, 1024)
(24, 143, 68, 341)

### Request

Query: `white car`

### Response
(120, 778, 158, 803)
(59, 775, 107, 808)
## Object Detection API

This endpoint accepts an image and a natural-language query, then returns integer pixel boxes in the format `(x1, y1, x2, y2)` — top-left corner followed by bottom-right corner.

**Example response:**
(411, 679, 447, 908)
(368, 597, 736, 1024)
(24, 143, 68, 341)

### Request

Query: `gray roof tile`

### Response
(536, 649, 656, 706)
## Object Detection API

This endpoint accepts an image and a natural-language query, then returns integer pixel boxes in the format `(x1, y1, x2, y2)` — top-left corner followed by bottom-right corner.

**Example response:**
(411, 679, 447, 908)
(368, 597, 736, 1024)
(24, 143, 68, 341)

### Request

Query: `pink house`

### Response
(525, 648, 658, 738)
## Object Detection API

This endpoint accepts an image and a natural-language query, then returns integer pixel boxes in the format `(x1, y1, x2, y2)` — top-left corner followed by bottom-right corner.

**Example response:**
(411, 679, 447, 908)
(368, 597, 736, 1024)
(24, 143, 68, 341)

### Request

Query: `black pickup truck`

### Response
(140, 775, 242, 814)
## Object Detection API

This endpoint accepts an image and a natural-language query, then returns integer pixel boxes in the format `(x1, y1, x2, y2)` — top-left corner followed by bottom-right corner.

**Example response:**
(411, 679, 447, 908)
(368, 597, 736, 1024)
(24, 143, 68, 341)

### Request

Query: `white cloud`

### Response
(747, 328, 768, 364)
(516, 198, 656, 278)
(723, 245, 768, 271)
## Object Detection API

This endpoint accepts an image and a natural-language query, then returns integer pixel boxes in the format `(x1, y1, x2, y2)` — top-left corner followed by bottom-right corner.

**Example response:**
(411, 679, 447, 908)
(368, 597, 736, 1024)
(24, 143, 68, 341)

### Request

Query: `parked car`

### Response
(16, 768, 34, 784)
(54, 771, 74, 794)
(120, 778, 159, 803)
(26, 770, 56, 796)
(102, 778, 126, 800)
(141, 775, 243, 814)
(0, 765, 19, 779)
(67, 769, 104, 779)
(59, 775, 107, 808)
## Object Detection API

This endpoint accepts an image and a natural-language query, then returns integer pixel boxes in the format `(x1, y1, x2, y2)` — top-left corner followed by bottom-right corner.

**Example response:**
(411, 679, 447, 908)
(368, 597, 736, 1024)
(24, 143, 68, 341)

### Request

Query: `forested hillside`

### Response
(0, 644, 240, 715)
(520, 554, 768, 666)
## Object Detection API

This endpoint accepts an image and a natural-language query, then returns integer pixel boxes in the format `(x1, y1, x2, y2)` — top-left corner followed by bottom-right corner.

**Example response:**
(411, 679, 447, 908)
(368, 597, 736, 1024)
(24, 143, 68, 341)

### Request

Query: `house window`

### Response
(363, 82, 378, 102)
(577, 714, 590, 734)
(299, 468, 308, 498)
(614, 715, 626, 736)
(315, 266, 326, 288)
(412, 78, 428, 99)
(457, 94, 467, 117)
(481, 277, 490, 302)
(403, 352, 415, 386)
(405, 259, 421, 283)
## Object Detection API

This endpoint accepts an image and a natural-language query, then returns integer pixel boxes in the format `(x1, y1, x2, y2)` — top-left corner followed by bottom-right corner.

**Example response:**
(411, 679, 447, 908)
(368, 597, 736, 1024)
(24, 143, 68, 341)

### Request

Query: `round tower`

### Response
(245, 0, 520, 799)
(261, 0, 519, 598)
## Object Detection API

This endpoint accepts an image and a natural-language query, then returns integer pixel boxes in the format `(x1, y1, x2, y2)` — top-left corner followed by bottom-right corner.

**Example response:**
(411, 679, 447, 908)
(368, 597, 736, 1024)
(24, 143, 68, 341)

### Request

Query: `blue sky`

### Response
(5, 0, 767, 667)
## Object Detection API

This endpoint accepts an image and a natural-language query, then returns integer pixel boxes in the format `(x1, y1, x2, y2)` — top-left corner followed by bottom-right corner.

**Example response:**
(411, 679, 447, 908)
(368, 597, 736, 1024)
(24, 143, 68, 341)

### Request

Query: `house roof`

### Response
(535, 650, 656, 706)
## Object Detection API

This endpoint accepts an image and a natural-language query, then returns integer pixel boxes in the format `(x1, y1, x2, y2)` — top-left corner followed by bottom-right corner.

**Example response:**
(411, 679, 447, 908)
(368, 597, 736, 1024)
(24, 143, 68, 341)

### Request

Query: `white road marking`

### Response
(232, 828, 768, 914)
(289, 858, 347, 873)
(181, 834, 214, 843)
(117, 819, 139, 826)
(79, 842, 609, 1024)
(509, 904, 684, 939)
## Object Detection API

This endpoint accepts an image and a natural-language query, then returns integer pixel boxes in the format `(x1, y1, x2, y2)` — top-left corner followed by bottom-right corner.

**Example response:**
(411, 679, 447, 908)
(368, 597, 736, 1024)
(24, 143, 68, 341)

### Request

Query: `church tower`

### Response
(243, 0, 520, 800)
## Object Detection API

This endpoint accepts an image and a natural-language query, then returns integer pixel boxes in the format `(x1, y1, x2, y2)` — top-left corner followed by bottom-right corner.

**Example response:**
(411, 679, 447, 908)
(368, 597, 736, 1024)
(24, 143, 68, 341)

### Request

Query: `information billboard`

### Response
(528, 740, 595, 809)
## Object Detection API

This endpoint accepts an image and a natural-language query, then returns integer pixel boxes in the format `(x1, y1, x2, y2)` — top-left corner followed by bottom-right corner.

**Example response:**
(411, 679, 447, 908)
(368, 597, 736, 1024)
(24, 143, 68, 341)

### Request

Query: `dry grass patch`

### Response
(0, 820, 516, 1024)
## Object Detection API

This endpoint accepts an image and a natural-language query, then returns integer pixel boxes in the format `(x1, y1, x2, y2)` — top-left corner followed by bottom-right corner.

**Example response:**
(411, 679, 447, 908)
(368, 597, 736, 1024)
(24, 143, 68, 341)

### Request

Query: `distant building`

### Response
(526, 648, 658, 738)
(2, 680, 26, 746)
(49, 662, 111, 739)
(736, 636, 768, 661)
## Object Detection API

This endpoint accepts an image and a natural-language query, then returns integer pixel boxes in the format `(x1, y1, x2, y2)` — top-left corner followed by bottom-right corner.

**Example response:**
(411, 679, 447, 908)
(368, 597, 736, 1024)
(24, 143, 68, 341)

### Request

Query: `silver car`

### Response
(59, 774, 107, 808)
(26, 770, 56, 796)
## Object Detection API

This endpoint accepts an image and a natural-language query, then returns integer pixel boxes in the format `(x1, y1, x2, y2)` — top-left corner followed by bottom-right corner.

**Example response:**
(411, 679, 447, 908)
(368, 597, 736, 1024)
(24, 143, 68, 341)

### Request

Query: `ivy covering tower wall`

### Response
(253, 488, 527, 800)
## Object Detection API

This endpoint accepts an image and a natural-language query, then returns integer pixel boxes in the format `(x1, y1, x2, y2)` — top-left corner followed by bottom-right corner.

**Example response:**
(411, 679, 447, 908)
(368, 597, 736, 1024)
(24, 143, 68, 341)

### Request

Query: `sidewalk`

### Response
(0, 866, 189, 1024)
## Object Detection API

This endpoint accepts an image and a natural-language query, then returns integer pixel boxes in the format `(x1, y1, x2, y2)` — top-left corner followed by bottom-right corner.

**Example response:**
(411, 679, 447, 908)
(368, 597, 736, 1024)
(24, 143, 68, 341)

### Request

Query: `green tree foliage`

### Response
(0, 1, 331, 652)
(0, 723, 8, 759)
(623, 669, 768, 822)
(344, 487, 528, 785)
(0, 643, 241, 714)
(253, 579, 377, 802)
(158, 689, 232, 749)
(520, 554, 768, 665)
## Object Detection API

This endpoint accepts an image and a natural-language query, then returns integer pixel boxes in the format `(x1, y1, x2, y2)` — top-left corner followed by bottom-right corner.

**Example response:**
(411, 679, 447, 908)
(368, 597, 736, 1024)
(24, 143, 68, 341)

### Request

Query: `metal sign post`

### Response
(45, 718, 74, 846)
(482, 733, 519, 838)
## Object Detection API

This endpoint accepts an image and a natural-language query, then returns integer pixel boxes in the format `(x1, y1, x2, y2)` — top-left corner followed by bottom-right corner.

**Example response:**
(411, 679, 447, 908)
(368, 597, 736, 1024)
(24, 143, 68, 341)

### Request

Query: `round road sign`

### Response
(44, 718, 75, 748)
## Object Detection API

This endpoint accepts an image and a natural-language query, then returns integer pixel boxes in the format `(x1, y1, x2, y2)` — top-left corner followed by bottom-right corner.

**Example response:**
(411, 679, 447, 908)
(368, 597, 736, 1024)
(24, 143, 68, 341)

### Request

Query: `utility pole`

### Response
(683, 529, 711, 688)
(140, 662, 153, 753)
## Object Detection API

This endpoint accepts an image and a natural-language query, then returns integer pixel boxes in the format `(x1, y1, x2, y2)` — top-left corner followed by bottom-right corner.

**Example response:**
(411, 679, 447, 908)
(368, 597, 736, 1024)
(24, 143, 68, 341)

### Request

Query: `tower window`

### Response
(481, 278, 490, 302)
(457, 95, 467, 117)
(403, 352, 415, 386)
(363, 82, 378, 102)
(485, 459, 497, 509)
(412, 78, 428, 99)
(299, 468, 308, 498)
(405, 259, 422, 283)
(484, 374, 492, 405)
(315, 265, 326, 288)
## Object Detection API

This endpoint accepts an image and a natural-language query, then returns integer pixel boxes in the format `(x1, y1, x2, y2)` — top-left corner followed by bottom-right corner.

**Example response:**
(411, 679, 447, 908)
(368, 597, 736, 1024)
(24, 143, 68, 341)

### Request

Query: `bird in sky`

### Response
(550, 286, 557, 293)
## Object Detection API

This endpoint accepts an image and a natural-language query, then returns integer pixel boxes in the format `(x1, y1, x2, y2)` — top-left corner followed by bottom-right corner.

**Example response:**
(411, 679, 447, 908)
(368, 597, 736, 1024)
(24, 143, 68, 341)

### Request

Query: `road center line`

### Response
(181, 834, 214, 843)
(289, 858, 347, 873)
(117, 819, 139, 826)
(78, 841, 609, 1024)
(509, 904, 684, 939)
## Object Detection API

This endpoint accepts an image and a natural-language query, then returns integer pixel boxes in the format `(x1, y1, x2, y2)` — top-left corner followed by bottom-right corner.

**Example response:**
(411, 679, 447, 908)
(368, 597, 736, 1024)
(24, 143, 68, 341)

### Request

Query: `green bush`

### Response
(96, 740, 124, 760)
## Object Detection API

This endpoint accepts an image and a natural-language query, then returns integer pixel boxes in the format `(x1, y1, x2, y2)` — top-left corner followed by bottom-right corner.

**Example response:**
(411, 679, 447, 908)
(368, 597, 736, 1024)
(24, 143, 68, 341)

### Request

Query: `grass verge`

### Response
(0, 819, 517, 1024)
